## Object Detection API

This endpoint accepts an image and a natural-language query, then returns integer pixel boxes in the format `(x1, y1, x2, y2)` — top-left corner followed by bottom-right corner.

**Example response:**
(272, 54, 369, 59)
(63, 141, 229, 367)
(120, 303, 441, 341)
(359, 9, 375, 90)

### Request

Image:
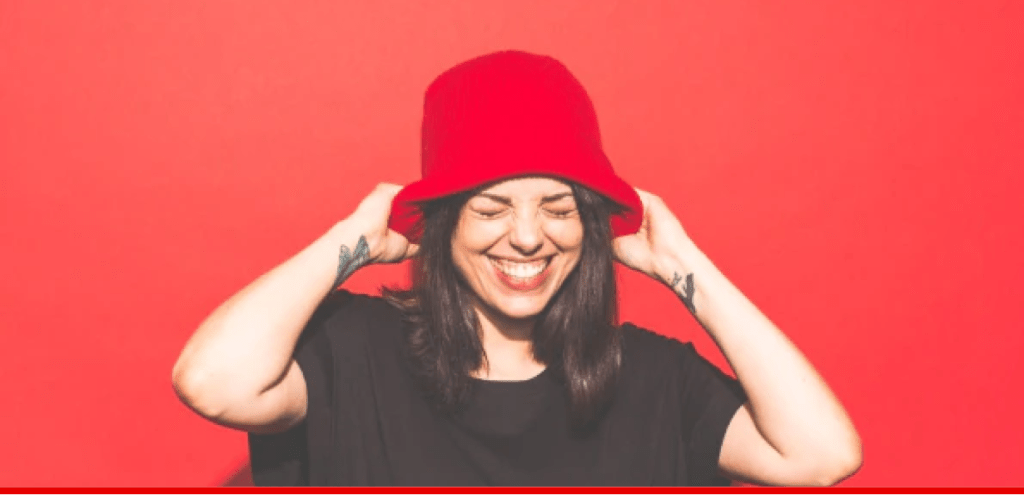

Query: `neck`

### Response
(471, 300, 546, 381)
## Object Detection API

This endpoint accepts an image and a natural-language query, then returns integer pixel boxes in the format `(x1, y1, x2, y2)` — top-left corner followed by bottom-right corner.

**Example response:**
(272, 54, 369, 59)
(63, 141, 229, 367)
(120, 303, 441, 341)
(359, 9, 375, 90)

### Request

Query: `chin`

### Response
(488, 295, 551, 321)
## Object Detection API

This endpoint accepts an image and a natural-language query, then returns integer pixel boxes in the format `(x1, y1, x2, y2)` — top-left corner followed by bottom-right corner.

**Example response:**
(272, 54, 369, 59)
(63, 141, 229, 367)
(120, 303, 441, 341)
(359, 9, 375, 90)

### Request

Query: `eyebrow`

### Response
(476, 192, 574, 205)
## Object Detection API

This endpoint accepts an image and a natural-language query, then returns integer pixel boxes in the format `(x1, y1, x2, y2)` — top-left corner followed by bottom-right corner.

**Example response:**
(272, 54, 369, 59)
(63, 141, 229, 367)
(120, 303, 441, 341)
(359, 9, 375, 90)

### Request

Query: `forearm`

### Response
(172, 220, 368, 415)
(655, 238, 860, 466)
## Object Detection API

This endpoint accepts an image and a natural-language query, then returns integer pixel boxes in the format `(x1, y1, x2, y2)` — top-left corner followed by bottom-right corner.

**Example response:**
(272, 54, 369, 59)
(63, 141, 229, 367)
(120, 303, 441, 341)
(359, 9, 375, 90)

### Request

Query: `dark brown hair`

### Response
(383, 181, 623, 430)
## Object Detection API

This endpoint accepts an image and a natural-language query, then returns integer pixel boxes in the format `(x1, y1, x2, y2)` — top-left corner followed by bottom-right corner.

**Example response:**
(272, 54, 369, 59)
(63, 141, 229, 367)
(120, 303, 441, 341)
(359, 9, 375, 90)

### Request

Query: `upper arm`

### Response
(199, 359, 310, 435)
(247, 359, 310, 434)
(718, 403, 854, 487)
(717, 402, 799, 485)
(240, 293, 353, 434)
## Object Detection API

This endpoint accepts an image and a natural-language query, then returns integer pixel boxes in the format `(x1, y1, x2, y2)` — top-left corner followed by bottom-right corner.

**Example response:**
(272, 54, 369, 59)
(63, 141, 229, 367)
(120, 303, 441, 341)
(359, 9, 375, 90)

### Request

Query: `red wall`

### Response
(2, 0, 1022, 487)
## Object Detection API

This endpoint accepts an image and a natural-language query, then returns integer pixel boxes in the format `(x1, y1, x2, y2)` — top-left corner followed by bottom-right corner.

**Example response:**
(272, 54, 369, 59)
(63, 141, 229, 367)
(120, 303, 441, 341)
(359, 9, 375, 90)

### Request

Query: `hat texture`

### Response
(388, 50, 643, 242)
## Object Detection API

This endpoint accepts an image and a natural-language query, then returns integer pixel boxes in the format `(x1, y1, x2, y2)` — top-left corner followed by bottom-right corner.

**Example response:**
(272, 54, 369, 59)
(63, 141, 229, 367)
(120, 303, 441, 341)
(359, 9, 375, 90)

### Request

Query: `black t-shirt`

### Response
(248, 290, 747, 486)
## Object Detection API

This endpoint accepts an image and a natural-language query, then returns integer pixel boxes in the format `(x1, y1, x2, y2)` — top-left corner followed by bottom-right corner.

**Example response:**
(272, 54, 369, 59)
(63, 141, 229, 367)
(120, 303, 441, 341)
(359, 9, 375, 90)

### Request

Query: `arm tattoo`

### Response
(331, 235, 370, 290)
(670, 272, 697, 315)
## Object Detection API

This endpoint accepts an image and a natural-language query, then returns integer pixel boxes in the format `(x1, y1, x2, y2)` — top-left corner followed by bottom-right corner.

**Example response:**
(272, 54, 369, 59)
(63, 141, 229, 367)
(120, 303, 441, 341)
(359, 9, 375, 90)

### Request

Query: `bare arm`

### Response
(171, 183, 415, 433)
(614, 190, 862, 486)
(658, 240, 861, 486)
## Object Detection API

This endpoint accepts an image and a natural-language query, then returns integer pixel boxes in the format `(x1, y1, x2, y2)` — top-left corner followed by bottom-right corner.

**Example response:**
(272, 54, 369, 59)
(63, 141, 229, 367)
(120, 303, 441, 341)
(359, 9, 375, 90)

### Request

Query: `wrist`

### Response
(320, 220, 374, 289)
(652, 237, 705, 286)
(324, 219, 361, 248)
(321, 220, 376, 268)
(328, 219, 381, 262)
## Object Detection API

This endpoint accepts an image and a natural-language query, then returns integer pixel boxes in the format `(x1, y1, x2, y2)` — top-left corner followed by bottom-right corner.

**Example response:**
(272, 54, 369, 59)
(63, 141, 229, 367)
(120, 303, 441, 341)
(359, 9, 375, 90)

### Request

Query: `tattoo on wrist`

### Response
(670, 272, 696, 314)
(331, 235, 370, 290)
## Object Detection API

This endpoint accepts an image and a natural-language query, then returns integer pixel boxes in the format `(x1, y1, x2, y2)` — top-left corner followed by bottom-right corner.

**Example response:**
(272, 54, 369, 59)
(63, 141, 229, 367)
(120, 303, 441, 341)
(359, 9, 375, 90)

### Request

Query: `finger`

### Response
(405, 243, 420, 259)
(611, 236, 639, 261)
(375, 182, 403, 194)
(632, 187, 654, 211)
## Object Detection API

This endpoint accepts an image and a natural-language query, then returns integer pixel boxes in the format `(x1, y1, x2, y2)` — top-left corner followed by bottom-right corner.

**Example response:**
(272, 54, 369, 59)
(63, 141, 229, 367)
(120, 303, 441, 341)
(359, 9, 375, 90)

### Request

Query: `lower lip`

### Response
(492, 259, 552, 292)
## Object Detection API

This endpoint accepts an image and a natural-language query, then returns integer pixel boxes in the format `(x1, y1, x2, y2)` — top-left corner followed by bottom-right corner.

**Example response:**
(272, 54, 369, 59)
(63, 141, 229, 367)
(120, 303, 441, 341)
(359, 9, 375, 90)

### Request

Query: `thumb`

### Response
(405, 243, 420, 259)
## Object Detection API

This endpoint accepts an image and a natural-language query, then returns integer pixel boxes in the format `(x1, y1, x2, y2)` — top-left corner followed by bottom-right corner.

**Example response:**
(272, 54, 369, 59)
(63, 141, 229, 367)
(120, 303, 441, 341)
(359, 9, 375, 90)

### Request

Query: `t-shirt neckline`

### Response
(469, 365, 551, 386)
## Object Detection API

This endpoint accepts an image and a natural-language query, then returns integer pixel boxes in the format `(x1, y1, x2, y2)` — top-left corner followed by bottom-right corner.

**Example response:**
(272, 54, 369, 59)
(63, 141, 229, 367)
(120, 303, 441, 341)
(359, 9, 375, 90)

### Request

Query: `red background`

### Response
(2, 0, 1022, 487)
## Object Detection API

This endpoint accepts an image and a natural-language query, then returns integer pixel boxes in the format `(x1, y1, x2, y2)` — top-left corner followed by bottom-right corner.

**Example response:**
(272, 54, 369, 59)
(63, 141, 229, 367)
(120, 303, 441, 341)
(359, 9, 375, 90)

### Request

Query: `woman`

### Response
(172, 51, 862, 486)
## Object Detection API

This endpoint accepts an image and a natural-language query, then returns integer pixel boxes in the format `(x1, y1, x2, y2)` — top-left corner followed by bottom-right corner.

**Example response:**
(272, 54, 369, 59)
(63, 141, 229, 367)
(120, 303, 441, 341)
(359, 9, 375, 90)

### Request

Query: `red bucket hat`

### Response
(388, 50, 643, 243)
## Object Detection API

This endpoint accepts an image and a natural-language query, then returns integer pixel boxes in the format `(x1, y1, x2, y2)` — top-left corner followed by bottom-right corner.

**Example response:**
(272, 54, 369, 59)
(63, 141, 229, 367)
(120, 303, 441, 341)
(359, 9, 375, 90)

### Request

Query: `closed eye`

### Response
(543, 208, 578, 218)
(473, 208, 508, 219)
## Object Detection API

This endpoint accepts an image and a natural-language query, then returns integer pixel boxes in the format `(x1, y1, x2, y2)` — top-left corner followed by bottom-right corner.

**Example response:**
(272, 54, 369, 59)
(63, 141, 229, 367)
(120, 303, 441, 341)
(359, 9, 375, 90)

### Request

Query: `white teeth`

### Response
(492, 258, 548, 279)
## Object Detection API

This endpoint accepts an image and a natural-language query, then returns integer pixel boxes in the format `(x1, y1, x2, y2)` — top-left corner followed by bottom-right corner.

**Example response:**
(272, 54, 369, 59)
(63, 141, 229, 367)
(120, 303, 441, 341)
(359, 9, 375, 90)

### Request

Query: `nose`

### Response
(509, 209, 544, 256)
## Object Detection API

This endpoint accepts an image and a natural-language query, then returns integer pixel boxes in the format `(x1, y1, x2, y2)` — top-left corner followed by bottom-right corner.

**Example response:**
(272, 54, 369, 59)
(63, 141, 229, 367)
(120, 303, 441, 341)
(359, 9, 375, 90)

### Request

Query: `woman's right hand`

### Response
(342, 182, 419, 264)
(173, 182, 420, 434)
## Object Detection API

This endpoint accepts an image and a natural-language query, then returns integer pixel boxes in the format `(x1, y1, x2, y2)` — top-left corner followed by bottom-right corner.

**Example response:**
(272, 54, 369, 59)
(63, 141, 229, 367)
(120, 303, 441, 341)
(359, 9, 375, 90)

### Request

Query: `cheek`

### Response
(454, 218, 506, 253)
(451, 219, 504, 278)
(544, 220, 585, 253)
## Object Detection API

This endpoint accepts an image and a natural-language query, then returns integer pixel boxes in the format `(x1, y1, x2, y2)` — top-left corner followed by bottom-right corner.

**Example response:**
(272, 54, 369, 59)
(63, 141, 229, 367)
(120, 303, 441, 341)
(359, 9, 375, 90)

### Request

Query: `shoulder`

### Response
(619, 322, 737, 382)
(299, 289, 407, 352)
(620, 322, 698, 364)
(316, 289, 402, 324)
(616, 322, 702, 386)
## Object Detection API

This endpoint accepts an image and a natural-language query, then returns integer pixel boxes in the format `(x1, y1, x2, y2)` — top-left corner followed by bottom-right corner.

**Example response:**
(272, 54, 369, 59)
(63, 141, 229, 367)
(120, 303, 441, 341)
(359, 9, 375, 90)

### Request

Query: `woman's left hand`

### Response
(614, 189, 864, 487)
(612, 188, 695, 285)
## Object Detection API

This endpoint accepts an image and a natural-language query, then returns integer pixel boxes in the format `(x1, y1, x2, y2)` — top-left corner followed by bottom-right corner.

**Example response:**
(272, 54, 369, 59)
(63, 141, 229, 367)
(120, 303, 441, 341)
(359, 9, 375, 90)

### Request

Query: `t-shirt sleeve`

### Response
(247, 289, 356, 486)
(676, 342, 747, 486)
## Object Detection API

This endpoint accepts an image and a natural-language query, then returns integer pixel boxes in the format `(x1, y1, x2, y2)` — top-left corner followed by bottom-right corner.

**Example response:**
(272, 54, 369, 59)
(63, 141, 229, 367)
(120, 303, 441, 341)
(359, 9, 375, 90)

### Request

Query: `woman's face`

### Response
(451, 176, 585, 321)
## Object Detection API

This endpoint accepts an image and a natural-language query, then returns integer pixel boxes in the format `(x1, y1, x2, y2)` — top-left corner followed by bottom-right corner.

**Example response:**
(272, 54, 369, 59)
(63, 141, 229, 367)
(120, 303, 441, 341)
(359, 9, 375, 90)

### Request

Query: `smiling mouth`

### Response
(489, 256, 552, 291)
